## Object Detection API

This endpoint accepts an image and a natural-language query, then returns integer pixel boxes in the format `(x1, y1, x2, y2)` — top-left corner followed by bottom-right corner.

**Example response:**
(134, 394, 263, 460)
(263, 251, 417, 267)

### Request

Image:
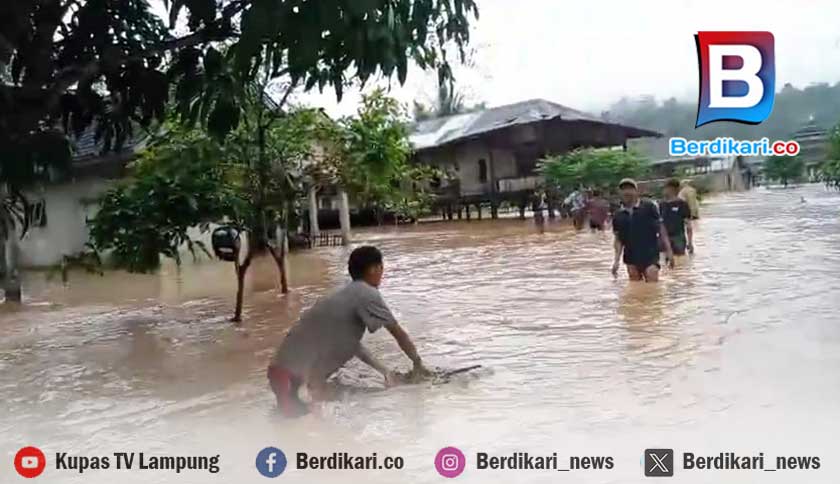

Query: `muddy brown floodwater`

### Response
(2, 185, 839, 483)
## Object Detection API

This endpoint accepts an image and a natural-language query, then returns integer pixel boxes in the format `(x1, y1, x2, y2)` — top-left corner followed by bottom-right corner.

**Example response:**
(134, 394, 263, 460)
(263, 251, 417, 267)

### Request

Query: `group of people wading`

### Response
(540, 178, 699, 283)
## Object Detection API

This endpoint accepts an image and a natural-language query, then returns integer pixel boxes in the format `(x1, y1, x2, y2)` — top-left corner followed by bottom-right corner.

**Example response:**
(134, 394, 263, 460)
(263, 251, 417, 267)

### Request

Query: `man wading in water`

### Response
(586, 189, 610, 231)
(267, 246, 430, 417)
(611, 179, 674, 282)
(660, 178, 694, 257)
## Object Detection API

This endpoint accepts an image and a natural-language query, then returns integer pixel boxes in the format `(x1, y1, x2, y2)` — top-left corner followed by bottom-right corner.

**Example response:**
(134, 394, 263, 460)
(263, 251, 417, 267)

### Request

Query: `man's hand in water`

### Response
(666, 252, 676, 269)
(384, 371, 400, 388)
(412, 360, 433, 379)
(395, 360, 433, 384)
(687, 243, 695, 255)
(611, 261, 620, 277)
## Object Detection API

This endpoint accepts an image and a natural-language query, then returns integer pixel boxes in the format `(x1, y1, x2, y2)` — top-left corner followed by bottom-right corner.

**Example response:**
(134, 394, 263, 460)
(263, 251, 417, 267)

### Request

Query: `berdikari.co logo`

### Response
(695, 31, 775, 127)
(670, 31, 796, 157)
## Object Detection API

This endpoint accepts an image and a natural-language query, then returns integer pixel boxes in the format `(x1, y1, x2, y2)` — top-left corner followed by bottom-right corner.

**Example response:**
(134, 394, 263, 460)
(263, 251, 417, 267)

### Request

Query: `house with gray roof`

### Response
(791, 119, 830, 181)
(409, 98, 660, 217)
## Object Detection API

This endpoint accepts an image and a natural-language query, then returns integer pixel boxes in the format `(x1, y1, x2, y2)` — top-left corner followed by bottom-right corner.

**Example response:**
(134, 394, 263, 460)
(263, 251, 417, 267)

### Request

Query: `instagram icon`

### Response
(435, 447, 466, 478)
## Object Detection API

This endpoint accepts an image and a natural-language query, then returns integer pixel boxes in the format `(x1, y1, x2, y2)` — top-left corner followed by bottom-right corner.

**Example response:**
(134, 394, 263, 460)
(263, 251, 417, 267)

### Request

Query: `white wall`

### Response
(18, 179, 114, 268)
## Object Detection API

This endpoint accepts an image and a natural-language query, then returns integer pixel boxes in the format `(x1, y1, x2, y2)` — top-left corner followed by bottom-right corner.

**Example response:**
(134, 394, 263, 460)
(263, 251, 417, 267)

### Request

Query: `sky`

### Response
(304, 0, 840, 117)
(154, 0, 840, 117)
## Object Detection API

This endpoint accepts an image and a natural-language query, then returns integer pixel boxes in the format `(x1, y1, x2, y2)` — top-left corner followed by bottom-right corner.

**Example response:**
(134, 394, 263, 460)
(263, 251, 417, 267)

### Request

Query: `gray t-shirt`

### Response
(271, 280, 397, 378)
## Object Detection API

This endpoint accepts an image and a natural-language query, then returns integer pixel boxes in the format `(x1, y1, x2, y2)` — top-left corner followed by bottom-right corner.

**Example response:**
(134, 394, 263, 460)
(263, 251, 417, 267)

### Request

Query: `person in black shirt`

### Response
(611, 179, 674, 282)
(659, 178, 694, 256)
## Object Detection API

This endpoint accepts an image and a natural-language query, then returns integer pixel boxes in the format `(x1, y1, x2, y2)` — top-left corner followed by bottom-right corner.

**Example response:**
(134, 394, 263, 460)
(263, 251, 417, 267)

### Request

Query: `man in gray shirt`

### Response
(268, 246, 429, 416)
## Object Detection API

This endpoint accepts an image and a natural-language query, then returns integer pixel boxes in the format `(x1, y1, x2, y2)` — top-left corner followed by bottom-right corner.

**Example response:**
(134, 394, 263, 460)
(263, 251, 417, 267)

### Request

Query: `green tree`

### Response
(539, 148, 650, 195)
(412, 82, 485, 121)
(88, 99, 326, 321)
(88, 126, 246, 273)
(342, 90, 411, 211)
(338, 89, 439, 222)
(764, 155, 805, 187)
(820, 122, 840, 189)
(1, 0, 479, 159)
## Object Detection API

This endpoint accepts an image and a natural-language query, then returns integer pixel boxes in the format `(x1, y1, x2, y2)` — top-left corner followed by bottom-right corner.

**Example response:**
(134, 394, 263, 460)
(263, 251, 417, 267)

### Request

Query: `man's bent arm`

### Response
(385, 322, 423, 368)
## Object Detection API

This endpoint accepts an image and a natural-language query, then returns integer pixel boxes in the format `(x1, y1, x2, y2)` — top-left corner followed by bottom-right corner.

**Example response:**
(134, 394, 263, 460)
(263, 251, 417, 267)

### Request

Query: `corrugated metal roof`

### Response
(70, 124, 142, 163)
(410, 98, 658, 150)
(650, 155, 737, 170)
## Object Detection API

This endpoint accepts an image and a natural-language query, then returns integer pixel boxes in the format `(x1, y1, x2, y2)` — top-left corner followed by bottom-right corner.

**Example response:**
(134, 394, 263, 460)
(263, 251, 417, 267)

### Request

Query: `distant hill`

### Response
(605, 82, 840, 142)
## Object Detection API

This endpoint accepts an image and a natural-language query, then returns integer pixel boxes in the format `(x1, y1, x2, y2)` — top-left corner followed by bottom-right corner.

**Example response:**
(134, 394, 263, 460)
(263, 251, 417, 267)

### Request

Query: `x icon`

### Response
(644, 449, 674, 477)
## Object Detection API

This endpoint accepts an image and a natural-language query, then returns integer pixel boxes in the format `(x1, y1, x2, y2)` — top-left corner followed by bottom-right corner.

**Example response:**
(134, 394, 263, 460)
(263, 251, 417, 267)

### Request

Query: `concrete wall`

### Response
(19, 179, 114, 268)
(639, 164, 747, 195)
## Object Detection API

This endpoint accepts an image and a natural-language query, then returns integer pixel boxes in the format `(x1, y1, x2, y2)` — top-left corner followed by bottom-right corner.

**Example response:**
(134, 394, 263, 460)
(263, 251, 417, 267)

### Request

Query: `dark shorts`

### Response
(624, 247, 660, 273)
(590, 221, 605, 230)
(267, 366, 309, 418)
(628, 260, 660, 273)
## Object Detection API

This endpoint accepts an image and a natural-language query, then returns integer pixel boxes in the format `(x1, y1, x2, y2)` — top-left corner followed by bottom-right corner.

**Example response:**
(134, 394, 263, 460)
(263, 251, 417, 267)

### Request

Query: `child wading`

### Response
(267, 246, 430, 417)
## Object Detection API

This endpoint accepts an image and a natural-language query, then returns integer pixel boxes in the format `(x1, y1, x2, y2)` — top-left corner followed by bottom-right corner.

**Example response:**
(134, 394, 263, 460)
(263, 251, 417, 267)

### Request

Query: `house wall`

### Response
(452, 142, 490, 195)
(422, 141, 522, 197)
(640, 163, 747, 195)
(19, 179, 114, 268)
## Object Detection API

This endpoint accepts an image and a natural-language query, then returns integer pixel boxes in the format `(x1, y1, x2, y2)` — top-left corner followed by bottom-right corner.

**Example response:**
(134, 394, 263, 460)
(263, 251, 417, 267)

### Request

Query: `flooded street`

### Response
(2, 185, 840, 483)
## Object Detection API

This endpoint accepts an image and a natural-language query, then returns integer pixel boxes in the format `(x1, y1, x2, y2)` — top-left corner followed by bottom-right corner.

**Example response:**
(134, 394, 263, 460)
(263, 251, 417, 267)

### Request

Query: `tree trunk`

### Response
(0, 209, 22, 303)
(338, 188, 351, 245)
(375, 206, 384, 226)
(308, 186, 320, 238)
(0, 233, 6, 280)
(232, 252, 252, 323)
(268, 226, 290, 295)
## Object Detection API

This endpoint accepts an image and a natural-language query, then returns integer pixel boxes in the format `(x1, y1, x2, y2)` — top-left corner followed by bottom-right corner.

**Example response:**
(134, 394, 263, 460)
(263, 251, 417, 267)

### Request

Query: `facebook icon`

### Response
(256, 447, 287, 478)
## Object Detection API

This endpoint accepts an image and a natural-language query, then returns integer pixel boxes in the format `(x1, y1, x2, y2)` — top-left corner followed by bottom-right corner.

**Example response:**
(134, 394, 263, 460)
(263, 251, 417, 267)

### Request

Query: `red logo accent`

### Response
(14, 447, 46, 478)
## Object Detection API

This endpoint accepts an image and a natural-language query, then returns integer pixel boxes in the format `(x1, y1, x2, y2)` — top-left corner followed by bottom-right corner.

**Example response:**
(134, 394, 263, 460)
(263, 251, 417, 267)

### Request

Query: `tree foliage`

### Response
(820, 123, 840, 189)
(764, 155, 804, 187)
(539, 148, 650, 194)
(86, 95, 329, 274)
(412, 82, 484, 121)
(1, 0, 479, 162)
(341, 90, 412, 203)
(87, 126, 245, 272)
(338, 89, 438, 219)
(1, 129, 71, 239)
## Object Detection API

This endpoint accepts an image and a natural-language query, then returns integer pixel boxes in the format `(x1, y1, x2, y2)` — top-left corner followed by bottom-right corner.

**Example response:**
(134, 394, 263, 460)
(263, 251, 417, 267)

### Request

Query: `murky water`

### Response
(2, 185, 839, 483)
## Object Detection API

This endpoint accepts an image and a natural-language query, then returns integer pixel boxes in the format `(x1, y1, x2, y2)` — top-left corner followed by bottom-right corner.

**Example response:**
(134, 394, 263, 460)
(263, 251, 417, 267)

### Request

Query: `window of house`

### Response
(478, 159, 488, 183)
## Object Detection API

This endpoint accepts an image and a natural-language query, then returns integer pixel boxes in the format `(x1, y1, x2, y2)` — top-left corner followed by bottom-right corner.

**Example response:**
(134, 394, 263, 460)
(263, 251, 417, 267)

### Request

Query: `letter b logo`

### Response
(695, 31, 775, 126)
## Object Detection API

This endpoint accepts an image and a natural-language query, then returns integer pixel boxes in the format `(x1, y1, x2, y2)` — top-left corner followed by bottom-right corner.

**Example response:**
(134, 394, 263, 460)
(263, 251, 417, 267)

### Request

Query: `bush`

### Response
(538, 148, 650, 194)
